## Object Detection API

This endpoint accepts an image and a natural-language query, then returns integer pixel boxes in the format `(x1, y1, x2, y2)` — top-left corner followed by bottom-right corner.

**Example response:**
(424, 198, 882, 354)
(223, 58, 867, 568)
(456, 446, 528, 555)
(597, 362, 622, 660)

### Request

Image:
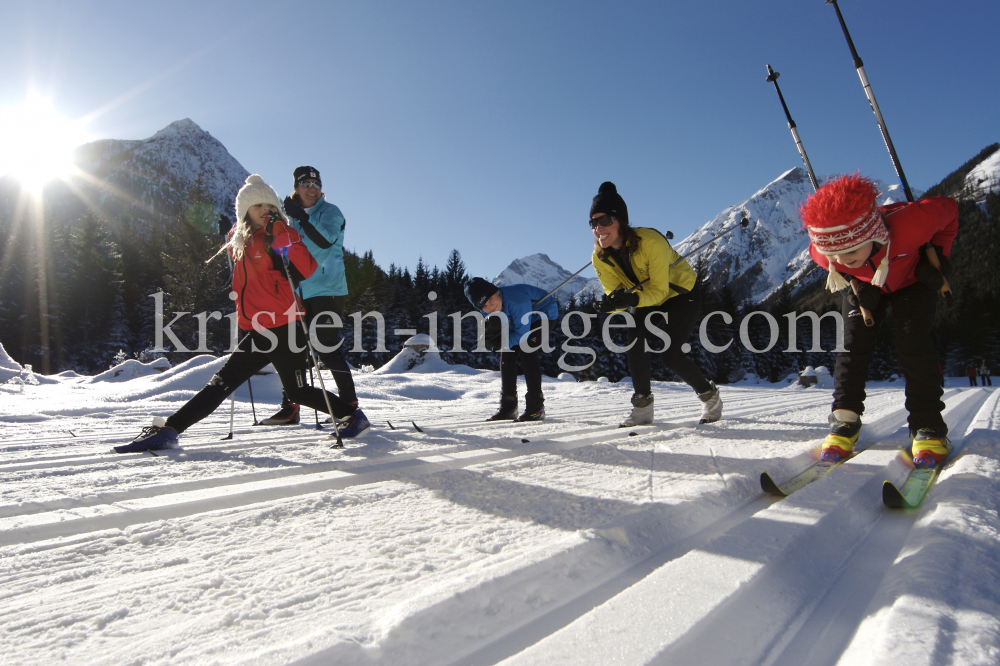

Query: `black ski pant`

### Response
(166, 323, 355, 434)
(280, 295, 358, 406)
(832, 282, 946, 434)
(500, 330, 543, 406)
(626, 285, 713, 396)
(984, 375, 993, 387)
(969, 376, 978, 387)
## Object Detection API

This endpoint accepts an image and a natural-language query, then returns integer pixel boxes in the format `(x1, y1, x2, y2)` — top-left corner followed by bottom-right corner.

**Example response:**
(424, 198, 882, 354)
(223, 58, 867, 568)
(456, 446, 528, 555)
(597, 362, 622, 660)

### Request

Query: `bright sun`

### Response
(0, 93, 89, 195)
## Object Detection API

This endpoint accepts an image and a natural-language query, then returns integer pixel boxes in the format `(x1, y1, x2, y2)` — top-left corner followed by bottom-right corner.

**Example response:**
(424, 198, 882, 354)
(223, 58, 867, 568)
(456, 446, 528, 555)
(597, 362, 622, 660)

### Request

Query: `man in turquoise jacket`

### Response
(261, 166, 358, 425)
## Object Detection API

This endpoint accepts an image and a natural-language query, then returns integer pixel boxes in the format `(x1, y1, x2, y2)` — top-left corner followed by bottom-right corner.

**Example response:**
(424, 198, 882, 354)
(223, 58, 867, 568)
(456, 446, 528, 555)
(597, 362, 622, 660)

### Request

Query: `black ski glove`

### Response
(483, 317, 503, 351)
(915, 245, 952, 291)
(594, 288, 639, 313)
(283, 196, 309, 223)
(283, 196, 333, 249)
(847, 281, 881, 311)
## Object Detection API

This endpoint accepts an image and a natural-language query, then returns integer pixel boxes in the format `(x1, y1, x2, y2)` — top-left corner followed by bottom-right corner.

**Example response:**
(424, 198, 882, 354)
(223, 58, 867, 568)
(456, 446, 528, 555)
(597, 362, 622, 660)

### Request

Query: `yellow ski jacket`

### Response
(591, 227, 696, 310)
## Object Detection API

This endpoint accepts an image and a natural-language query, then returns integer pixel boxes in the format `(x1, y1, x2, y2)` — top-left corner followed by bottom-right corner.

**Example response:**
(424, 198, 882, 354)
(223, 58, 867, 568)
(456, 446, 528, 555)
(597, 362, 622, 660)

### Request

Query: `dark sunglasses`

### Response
(589, 215, 616, 229)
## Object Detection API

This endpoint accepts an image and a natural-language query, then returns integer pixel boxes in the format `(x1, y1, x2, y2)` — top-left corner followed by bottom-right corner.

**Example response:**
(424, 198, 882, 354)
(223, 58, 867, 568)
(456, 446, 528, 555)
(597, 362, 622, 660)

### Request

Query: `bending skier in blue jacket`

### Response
(262, 166, 359, 426)
(465, 277, 559, 422)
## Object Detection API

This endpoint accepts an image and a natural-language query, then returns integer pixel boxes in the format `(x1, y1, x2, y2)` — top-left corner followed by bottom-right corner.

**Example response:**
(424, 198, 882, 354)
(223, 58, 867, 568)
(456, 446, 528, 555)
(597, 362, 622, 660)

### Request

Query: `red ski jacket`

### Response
(810, 196, 958, 293)
(230, 219, 318, 330)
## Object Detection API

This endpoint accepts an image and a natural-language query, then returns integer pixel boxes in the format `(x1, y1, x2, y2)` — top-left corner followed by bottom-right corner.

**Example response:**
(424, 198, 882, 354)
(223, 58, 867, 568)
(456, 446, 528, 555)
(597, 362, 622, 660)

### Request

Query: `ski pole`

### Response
(825, 0, 953, 305)
(761, 68, 876, 326)
(223, 251, 237, 439)
(269, 215, 344, 448)
(247, 376, 258, 425)
(669, 215, 750, 267)
(765, 65, 820, 191)
(534, 263, 594, 307)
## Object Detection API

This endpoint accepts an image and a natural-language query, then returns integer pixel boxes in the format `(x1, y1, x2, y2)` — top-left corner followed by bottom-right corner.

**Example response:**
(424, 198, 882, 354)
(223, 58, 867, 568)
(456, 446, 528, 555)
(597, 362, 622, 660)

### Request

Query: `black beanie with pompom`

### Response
(590, 181, 628, 224)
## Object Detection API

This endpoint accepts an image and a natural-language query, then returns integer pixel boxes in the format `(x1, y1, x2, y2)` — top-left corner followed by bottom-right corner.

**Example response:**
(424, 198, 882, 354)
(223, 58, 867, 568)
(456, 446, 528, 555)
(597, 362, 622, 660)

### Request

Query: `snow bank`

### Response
(0, 341, 22, 384)
(89, 357, 171, 383)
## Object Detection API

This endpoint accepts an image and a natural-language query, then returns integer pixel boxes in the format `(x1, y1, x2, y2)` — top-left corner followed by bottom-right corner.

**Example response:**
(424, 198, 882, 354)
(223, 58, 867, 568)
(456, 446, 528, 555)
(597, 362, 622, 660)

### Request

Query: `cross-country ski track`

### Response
(1, 367, 998, 665)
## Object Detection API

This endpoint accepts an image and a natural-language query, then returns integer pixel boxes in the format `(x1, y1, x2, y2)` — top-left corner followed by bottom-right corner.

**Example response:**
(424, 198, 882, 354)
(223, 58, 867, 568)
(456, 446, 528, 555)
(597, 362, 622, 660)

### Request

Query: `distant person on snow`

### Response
(979, 359, 992, 387)
(588, 182, 722, 428)
(260, 166, 358, 426)
(465, 277, 558, 422)
(801, 173, 957, 468)
(117, 175, 370, 453)
(967, 364, 978, 387)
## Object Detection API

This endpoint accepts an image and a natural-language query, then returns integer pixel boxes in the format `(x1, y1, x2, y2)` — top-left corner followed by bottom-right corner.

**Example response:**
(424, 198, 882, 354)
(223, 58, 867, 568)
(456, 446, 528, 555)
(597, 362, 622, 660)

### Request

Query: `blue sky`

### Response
(2, 0, 997, 279)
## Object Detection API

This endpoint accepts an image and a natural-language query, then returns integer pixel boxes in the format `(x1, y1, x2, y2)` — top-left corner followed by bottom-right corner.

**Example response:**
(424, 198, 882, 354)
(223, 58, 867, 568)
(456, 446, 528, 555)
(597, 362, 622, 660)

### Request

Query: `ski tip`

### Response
(882, 480, 907, 508)
(628, 432, 638, 437)
(387, 421, 396, 430)
(521, 438, 530, 443)
(760, 472, 787, 496)
(411, 421, 424, 433)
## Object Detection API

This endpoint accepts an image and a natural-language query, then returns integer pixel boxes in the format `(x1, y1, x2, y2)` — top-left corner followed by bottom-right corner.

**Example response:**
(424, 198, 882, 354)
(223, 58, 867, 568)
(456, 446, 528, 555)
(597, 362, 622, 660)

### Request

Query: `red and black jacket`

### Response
(809, 196, 958, 293)
(230, 219, 318, 330)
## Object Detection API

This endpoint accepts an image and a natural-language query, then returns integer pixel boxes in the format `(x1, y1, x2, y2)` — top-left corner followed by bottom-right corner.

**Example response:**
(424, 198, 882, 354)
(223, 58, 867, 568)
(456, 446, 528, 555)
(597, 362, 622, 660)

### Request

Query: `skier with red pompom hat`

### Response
(800, 173, 958, 468)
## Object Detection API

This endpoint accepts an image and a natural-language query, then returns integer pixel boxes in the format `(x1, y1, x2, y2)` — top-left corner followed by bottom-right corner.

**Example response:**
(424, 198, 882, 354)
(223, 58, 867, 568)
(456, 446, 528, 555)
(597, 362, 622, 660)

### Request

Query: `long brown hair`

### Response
(594, 222, 641, 262)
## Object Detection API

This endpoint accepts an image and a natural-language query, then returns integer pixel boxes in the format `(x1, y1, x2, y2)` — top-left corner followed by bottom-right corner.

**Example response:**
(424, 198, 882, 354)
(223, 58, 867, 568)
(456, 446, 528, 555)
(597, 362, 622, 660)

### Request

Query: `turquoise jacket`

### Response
(480, 284, 559, 346)
(292, 197, 348, 298)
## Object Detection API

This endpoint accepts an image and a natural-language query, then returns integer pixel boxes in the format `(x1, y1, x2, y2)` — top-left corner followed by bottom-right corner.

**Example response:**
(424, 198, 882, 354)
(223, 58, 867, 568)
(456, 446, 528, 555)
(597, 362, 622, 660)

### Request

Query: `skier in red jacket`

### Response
(117, 175, 370, 452)
(801, 174, 958, 468)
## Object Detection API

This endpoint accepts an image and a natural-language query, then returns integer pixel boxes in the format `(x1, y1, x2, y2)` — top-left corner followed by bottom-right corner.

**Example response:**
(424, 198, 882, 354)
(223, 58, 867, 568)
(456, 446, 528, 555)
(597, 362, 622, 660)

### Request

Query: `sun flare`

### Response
(0, 93, 89, 195)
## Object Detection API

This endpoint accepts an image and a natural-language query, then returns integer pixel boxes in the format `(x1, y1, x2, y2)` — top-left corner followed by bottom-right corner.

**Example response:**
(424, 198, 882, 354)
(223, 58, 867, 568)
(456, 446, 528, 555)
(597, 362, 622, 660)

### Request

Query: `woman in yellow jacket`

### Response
(589, 182, 722, 427)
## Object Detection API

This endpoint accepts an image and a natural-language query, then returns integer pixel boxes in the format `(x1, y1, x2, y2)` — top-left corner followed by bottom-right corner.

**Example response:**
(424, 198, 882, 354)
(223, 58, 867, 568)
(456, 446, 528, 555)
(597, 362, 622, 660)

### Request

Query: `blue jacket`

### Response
(481, 284, 559, 346)
(292, 197, 348, 298)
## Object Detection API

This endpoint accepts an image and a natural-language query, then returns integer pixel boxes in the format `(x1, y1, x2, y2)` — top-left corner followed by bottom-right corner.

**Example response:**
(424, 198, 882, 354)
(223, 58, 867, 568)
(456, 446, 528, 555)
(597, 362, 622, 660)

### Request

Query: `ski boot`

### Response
(820, 411, 862, 463)
(325, 400, 359, 425)
(517, 393, 546, 422)
(338, 409, 371, 439)
(261, 402, 300, 426)
(911, 427, 951, 469)
(487, 394, 518, 421)
(620, 393, 654, 428)
(697, 382, 722, 424)
(114, 417, 178, 453)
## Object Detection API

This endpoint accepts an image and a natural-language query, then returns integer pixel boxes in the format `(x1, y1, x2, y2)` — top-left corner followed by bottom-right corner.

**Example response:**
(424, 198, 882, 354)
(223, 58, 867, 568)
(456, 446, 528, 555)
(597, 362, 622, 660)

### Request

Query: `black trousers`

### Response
(166, 323, 355, 434)
(500, 345, 542, 399)
(626, 284, 712, 396)
(281, 295, 357, 405)
(832, 282, 946, 433)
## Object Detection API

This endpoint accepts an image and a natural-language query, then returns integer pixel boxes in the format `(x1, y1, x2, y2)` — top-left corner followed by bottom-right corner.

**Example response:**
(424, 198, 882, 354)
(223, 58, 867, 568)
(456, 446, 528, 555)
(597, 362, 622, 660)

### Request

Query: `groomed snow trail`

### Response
(1, 367, 998, 665)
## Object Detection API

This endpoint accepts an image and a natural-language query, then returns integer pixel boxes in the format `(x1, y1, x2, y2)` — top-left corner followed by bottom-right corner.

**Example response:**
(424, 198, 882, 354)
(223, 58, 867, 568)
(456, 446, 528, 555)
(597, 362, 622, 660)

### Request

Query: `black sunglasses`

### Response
(589, 215, 617, 229)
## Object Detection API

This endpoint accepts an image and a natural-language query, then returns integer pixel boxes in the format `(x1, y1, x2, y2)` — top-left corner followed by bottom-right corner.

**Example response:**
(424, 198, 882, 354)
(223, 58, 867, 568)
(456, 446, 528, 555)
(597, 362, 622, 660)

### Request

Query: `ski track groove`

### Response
(463, 388, 994, 666)
(0, 392, 841, 530)
(0, 389, 842, 473)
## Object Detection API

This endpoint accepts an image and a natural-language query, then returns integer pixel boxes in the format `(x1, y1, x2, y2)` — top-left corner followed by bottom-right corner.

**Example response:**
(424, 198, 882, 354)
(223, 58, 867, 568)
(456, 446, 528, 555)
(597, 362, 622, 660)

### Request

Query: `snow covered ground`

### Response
(1, 358, 998, 665)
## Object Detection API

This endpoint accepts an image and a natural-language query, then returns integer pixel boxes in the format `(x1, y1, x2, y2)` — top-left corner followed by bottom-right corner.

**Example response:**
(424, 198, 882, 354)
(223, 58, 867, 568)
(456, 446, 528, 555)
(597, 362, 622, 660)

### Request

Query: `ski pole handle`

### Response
(849, 279, 875, 327)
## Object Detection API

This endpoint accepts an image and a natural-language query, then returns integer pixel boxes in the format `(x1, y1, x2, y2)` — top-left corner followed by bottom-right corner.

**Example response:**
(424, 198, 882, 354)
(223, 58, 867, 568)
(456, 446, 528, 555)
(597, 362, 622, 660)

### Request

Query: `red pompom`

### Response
(800, 173, 879, 229)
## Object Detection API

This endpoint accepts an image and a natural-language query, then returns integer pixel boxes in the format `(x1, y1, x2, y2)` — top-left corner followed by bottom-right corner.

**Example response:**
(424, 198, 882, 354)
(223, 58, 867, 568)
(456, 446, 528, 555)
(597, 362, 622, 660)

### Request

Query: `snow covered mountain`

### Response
(964, 148, 1000, 202)
(71, 118, 249, 223)
(492, 252, 600, 304)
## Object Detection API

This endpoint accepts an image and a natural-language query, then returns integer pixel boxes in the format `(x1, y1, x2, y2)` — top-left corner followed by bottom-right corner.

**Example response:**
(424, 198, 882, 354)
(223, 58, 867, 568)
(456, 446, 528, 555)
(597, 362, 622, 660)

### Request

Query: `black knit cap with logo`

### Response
(590, 181, 628, 225)
(464, 277, 500, 310)
(294, 166, 322, 187)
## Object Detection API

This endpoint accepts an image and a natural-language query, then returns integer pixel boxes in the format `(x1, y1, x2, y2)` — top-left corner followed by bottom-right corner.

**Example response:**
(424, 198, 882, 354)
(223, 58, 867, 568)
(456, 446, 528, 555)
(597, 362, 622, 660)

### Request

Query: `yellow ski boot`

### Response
(821, 411, 861, 463)
(912, 428, 951, 468)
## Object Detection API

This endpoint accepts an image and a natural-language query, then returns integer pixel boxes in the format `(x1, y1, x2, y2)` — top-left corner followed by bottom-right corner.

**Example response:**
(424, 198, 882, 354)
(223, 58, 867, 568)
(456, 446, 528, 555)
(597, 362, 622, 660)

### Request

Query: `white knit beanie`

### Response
(235, 174, 283, 224)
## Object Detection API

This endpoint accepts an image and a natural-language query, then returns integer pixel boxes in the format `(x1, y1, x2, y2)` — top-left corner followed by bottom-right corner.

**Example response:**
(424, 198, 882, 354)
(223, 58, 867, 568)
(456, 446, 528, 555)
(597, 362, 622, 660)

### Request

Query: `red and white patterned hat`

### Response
(800, 174, 890, 290)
